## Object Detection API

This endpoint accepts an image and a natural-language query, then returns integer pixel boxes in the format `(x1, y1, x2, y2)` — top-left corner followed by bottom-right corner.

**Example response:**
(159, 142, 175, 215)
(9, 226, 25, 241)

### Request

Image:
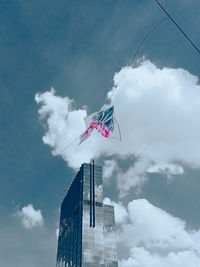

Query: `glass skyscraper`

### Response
(56, 162, 118, 267)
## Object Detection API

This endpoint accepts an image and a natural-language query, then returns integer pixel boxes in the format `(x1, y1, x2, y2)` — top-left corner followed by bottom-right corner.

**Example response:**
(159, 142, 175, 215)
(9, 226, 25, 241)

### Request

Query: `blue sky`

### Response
(1, 0, 200, 266)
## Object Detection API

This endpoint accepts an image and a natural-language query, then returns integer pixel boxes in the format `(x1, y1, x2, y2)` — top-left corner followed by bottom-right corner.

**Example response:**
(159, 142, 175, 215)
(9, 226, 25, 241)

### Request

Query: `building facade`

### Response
(56, 162, 118, 267)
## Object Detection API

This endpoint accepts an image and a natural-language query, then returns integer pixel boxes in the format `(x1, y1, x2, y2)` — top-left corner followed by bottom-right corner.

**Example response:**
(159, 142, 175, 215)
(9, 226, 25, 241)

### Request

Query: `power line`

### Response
(0, 136, 80, 205)
(108, 17, 167, 101)
(154, 0, 200, 55)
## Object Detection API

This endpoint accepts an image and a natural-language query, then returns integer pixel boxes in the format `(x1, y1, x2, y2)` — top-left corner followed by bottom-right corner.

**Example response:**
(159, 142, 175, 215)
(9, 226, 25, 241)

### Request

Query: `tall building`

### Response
(56, 162, 118, 267)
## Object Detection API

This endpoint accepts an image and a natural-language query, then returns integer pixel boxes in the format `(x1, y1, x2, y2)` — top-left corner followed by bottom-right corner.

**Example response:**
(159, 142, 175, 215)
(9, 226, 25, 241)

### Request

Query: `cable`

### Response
(0, 136, 80, 205)
(108, 17, 167, 101)
(154, 0, 200, 55)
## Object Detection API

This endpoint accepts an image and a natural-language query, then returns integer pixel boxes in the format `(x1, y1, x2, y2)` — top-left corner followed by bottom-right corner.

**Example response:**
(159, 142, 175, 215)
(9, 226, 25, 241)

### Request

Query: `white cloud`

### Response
(116, 199, 200, 267)
(117, 158, 149, 198)
(36, 60, 200, 195)
(119, 247, 200, 267)
(147, 163, 184, 178)
(103, 197, 128, 224)
(16, 204, 44, 229)
(119, 199, 193, 249)
(35, 88, 110, 169)
(103, 160, 118, 183)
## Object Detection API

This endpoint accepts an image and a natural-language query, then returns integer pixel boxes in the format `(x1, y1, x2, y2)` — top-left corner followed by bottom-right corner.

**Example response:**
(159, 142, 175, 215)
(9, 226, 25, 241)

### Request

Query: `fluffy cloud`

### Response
(35, 88, 89, 169)
(36, 60, 200, 195)
(116, 158, 149, 197)
(113, 199, 200, 267)
(147, 163, 184, 178)
(119, 199, 194, 250)
(103, 160, 118, 183)
(103, 197, 128, 224)
(16, 204, 44, 229)
(119, 248, 200, 267)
